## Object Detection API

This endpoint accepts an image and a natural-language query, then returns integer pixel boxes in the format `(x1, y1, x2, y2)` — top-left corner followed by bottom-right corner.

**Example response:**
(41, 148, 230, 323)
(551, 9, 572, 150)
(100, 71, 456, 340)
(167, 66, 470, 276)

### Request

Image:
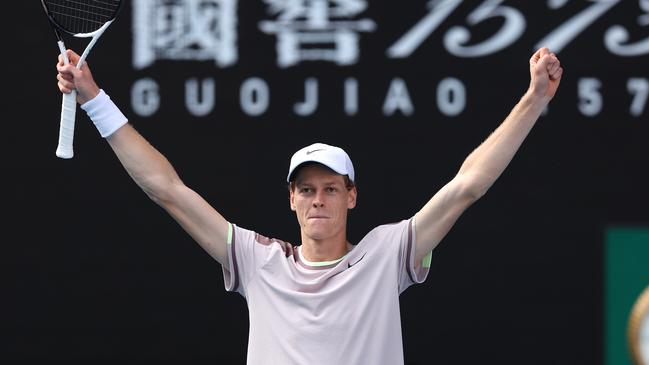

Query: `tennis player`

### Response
(56, 47, 562, 365)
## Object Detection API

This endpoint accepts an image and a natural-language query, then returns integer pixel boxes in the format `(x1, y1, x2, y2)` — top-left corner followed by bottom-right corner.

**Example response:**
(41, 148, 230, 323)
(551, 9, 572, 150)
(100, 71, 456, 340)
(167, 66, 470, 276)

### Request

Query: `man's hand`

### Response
(56, 49, 100, 104)
(528, 47, 563, 101)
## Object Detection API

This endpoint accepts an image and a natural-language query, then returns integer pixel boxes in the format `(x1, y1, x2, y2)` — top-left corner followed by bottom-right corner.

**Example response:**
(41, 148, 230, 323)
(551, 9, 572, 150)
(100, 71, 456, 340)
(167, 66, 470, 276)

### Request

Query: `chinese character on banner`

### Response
(132, 0, 238, 70)
(259, 0, 376, 68)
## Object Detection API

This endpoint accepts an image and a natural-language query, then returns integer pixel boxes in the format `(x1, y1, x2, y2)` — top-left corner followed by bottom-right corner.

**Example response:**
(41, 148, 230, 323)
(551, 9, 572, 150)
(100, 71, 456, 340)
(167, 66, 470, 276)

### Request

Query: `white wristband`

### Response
(80, 89, 128, 138)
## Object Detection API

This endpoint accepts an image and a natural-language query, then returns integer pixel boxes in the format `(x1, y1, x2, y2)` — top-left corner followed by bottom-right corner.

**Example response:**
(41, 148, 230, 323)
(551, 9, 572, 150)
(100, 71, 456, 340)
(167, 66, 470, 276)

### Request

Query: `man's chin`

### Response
(303, 227, 332, 241)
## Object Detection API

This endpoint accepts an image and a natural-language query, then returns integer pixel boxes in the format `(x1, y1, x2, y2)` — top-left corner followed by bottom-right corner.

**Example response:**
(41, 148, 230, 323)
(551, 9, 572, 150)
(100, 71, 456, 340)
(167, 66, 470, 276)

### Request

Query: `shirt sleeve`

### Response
(221, 223, 273, 297)
(398, 216, 431, 294)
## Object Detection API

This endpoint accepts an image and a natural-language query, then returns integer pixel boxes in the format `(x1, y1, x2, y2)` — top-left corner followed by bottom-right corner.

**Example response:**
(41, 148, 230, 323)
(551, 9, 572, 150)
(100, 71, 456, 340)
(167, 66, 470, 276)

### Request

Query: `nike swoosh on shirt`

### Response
(347, 253, 367, 268)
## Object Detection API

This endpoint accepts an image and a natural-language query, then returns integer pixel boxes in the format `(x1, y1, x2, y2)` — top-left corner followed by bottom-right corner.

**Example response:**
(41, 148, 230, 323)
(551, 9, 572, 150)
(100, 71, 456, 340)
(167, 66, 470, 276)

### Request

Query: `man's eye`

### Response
(300, 188, 312, 193)
(326, 187, 337, 193)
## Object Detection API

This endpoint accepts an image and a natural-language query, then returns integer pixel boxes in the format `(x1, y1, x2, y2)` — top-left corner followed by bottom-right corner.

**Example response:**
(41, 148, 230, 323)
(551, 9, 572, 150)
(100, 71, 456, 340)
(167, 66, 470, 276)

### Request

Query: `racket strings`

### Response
(45, 0, 120, 34)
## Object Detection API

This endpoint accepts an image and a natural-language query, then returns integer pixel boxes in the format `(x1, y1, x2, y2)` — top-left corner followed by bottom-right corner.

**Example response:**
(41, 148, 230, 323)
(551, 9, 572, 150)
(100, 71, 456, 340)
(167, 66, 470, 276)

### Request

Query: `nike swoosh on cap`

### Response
(306, 148, 325, 155)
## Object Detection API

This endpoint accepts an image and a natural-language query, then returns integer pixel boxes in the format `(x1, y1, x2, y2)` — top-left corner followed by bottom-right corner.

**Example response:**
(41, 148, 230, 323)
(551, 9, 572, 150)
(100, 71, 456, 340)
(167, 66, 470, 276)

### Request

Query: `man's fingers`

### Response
(547, 58, 560, 75)
(539, 47, 550, 58)
(542, 52, 561, 78)
(530, 47, 551, 67)
(57, 63, 74, 76)
(57, 74, 75, 94)
(65, 49, 82, 67)
(530, 49, 541, 65)
(59, 72, 73, 82)
(533, 49, 562, 81)
(56, 62, 80, 93)
(56, 49, 81, 67)
(56, 49, 82, 94)
(549, 66, 563, 81)
(57, 72, 73, 86)
(535, 53, 552, 75)
(57, 53, 66, 67)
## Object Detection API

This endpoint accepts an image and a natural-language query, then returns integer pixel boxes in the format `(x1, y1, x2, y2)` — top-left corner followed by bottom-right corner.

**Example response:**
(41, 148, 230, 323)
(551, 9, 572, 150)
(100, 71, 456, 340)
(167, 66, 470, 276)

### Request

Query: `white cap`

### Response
(287, 143, 355, 182)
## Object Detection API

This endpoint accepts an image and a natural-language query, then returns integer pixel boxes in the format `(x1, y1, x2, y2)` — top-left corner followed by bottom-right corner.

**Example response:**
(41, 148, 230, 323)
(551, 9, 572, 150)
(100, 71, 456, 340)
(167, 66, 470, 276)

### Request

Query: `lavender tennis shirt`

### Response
(222, 218, 430, 365)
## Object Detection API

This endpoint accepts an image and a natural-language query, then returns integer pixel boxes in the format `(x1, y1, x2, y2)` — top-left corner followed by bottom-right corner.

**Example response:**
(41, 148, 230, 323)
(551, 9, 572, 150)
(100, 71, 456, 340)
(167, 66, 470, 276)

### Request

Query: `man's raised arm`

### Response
(413, 47, 563, 265)
(56, 50, 231, 268)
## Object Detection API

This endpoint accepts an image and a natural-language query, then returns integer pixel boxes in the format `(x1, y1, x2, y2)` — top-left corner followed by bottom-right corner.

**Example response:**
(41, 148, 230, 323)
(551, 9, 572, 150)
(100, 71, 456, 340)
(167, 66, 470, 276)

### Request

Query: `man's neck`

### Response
(300, 236, 353, 262)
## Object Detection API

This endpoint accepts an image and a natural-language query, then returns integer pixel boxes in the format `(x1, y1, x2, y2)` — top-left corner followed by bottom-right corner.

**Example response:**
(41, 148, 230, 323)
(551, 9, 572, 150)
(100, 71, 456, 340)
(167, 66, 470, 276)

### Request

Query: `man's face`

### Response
(289, 164, 357, 242)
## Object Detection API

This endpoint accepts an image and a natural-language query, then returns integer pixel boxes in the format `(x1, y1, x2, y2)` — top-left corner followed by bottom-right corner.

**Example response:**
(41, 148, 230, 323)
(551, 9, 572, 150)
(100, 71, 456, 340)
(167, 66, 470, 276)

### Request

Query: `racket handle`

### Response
(56, 41, 75, 159)
(56, 90, 77, 159)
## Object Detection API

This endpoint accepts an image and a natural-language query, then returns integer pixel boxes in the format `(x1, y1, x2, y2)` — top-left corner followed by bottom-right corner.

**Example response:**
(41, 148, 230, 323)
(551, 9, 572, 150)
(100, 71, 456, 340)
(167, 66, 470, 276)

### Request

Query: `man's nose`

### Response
(312, 191, 325, 207)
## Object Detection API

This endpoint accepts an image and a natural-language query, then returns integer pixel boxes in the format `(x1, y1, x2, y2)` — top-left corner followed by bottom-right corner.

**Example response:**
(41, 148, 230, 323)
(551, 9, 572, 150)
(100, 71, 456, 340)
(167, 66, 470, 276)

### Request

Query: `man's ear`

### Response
(289, 189, 297, 211)
(347, 187, 357, 209)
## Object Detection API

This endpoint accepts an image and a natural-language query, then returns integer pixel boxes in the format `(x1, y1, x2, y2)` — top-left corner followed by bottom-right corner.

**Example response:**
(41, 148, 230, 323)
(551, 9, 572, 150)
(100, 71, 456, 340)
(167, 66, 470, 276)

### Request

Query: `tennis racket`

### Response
(41, 0, 123, 159)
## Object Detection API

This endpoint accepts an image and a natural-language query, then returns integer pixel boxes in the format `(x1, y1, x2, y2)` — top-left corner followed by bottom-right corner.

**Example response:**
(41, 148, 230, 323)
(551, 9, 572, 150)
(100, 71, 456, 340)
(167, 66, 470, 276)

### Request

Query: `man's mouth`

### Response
(308, 216, 329, 220)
